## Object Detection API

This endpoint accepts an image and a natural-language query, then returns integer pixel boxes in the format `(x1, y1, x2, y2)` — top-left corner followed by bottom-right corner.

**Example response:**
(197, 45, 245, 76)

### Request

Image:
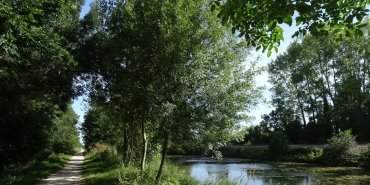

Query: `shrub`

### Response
(89, 143, 121, 167)
(364, 144, 370, 169)
(89, 142, 111, 154)
(268, 131, 289, 159)
(323, 130, 360, 166)
(285, 147, 323, 163)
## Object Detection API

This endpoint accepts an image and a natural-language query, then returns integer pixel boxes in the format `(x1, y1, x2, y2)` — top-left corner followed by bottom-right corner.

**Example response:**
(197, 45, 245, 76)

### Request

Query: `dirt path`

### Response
(38, 152, 84, 185)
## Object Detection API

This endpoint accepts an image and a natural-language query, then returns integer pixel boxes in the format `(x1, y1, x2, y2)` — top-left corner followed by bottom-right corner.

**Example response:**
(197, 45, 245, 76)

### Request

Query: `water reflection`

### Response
(174, 157, 314, 185)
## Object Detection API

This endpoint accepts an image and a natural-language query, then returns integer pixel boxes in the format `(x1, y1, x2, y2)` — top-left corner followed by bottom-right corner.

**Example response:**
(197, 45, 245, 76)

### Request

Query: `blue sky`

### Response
(79, 0, 94, 18)
(72, 0, 298, 127)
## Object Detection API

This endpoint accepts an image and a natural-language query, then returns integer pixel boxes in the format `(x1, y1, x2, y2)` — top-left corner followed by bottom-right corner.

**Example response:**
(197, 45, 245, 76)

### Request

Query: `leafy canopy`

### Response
(212, 0, 369, 55)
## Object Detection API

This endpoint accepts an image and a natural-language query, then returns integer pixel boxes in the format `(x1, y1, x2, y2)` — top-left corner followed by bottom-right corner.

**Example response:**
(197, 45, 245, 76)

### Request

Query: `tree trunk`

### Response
(294, 84, 306, 127)
(140, 121, 147, 171)
(123, 127, 129, 164)
(127, 127, 136, 166)
(155, 133, 169, 184)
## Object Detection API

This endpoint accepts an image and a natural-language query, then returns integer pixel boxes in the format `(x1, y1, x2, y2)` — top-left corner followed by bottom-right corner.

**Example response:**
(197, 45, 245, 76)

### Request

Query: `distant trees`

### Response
(48, 106, 81, 154)
(246, 22, 370, 144)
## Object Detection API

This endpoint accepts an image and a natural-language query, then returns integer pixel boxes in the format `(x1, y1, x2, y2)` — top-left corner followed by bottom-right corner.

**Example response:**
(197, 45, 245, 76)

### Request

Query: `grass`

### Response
(83, 152, 198, 185)
(83, 150, 370, 185)
(117, 155, 198, 185)
(82, 153, 119, 185)
(84, 151, 240, 185)
(0, 153, 71, 185)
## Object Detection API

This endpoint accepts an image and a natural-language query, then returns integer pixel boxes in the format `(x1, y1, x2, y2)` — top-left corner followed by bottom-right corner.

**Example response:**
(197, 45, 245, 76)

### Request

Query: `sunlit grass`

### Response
(82, 153, 119, 185)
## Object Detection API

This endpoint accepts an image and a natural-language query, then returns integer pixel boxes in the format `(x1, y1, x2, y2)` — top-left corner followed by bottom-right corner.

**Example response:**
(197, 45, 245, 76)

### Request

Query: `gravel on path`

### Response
(37, 152, 85, 185)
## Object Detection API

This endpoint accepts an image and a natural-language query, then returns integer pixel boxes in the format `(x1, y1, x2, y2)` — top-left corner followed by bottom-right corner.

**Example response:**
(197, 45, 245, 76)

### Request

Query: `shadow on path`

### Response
(38, 152, 85, 185)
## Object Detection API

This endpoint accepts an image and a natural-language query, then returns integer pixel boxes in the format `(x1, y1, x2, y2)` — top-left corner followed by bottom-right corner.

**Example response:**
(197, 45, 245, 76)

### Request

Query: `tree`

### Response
(266, 23, 370, 143)
(78, 0, 261, 183)
(0, 0, 83, 168)
(48, 105, 80, 154)
(212, 0, 369, 55)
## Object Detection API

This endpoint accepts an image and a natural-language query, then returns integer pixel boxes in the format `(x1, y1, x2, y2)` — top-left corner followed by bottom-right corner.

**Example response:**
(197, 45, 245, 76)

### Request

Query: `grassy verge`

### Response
(83, 152, 198, 185)
(117, 155, 198, 185)
(83, 153, 119, 185)
(0, 153, 71, 185)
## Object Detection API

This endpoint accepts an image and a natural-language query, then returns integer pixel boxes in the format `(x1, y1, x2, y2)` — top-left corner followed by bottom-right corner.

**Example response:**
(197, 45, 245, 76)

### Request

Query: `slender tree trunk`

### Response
(123, 127, 129, 164)
(332, 60, 338, 97)
(140, 121, 147, 171)
(305, 77, 317, 123)
(293, 84, 307, 127)
(155, 133, 169, 184)
(298, 98, 307, 127)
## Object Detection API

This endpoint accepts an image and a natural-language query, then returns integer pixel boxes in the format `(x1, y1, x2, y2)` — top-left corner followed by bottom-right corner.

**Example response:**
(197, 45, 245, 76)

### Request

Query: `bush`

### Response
(269, 131, 289, 159)
(285, 147, 323, 163)
(89, 143, 121, 167)
(364, 144, 370, 169)
(323, 130, 360, 166)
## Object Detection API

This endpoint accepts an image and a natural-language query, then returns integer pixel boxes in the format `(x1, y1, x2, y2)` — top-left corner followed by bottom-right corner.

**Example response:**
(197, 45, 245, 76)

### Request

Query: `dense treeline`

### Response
(0, 1, 82, 168)
(246, 24, 370, 144)
(79, 0, 261, 181)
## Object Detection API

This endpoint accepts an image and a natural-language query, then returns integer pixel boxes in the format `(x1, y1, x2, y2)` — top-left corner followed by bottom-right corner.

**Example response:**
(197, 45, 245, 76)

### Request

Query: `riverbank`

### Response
(221, 145, 324, 163)
(83, 152, 240, 185)
(221, 144, 370, 166)
(83, 152, 199, 185)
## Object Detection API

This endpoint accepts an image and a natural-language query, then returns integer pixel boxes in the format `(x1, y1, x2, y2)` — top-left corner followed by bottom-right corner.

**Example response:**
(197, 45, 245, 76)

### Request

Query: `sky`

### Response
(72, 0, 298, 128)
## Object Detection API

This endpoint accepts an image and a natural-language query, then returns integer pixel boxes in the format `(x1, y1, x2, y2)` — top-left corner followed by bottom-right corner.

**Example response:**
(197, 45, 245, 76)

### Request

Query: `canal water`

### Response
(170, 156, 370, 185)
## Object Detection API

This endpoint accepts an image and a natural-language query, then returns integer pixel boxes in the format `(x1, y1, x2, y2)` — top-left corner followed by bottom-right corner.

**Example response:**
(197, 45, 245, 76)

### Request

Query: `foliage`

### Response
(117, 156, 198, 185)
(79, 0, 262, 181)
(84, 152, 198, 185)
(222, 145, 324, 163)
(365, 144, 370, 169)
(244, 124, 271, 144)
(48, 106, 80, 154)
(323, 130, 361, 166)
(0, 153, 70, 185)
(0, 0, 83, 168)
(1, 0, 369, 182)
(261, 24, 370, 144)
(212, 0, 369, 55)
(269, 131, 289, 158)
(285, 147, 323, 163)
(89, 143, 121, 167)
(83, 153, 119, 185)
(221, 146, 269, 160)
